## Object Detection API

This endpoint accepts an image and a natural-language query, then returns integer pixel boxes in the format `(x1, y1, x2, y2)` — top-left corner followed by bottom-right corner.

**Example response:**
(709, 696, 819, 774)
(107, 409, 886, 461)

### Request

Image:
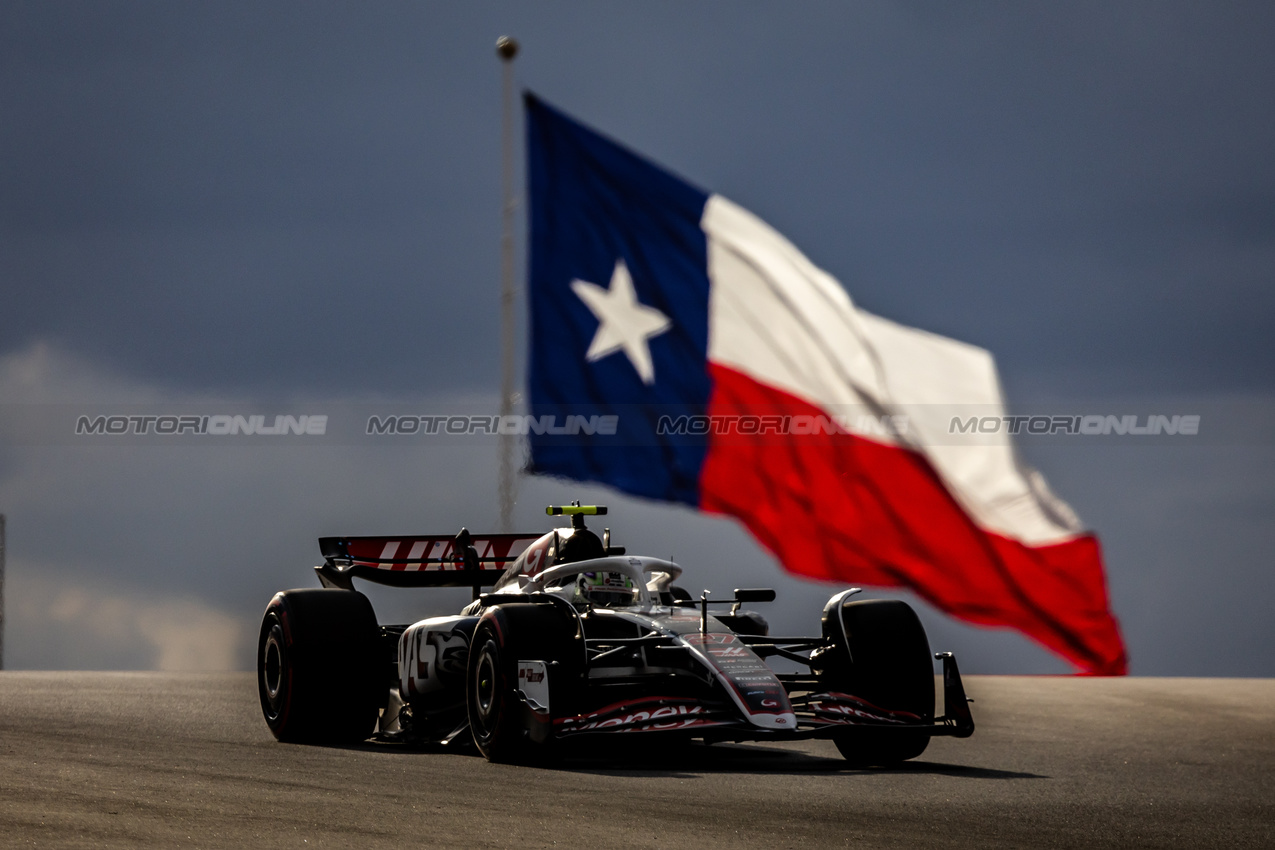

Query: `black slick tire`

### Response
(467, 602, 580, 764)
(257, 588, 383, 744)
(820, 598, 935, 765)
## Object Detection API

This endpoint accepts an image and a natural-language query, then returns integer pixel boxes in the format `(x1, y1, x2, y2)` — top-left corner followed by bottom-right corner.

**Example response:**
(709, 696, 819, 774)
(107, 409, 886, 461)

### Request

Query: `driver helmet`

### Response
(575, 570, 637, 608)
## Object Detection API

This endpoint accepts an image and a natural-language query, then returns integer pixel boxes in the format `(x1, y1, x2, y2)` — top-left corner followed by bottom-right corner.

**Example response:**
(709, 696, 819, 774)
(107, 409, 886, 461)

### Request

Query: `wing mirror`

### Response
(733, 588, 776, 604)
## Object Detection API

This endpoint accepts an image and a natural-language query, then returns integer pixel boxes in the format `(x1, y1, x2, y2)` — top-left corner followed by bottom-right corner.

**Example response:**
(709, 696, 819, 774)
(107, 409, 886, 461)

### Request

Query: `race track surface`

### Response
(1, 672, 1271, 848)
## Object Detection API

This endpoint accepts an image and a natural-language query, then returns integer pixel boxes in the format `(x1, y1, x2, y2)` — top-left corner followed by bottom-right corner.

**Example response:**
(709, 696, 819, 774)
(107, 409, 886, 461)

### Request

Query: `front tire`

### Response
(818, 598, 935, 765)
(467, 621, 524, 761)
(258, 589, 383, 744)
(466, 602, 581, 763)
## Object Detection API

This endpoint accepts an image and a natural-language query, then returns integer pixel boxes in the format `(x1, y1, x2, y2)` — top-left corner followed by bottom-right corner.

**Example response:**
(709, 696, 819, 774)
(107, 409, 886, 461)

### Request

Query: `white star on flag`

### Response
(570, 259, 672, 384)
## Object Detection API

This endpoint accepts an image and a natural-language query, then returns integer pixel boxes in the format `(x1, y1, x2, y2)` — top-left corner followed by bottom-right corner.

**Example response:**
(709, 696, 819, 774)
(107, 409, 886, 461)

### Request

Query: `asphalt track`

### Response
(1, 673, 1271, 849)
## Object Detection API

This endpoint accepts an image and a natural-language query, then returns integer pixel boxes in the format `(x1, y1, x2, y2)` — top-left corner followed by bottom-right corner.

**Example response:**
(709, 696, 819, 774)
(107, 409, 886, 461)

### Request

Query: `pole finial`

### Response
(496, 36, 519, 61)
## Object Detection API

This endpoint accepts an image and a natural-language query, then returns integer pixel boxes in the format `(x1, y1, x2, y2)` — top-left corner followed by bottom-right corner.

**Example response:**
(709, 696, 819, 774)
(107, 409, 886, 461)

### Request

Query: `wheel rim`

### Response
(475, 644, 498, 725)
(260, 622, 287, 719)
(263, 635, 283, 700)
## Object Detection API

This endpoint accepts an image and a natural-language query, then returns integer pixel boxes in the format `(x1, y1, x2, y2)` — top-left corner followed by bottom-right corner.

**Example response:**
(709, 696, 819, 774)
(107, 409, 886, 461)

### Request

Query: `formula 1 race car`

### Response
(257, 504, 974, 764)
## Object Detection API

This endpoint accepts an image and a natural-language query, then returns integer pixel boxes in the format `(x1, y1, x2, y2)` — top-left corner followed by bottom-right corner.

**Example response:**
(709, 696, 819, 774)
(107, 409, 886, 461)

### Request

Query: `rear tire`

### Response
(818, 599, 934, 765)
(257, 589, 383, 744)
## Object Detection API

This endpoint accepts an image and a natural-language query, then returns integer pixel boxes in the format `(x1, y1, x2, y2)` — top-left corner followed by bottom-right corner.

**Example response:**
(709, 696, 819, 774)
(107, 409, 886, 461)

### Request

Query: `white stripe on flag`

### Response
(701, 193, 1081, 545)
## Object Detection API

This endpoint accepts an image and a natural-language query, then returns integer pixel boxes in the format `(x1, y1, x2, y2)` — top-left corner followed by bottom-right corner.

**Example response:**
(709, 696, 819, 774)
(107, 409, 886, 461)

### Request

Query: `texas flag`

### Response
(525, 94, 1127, 675)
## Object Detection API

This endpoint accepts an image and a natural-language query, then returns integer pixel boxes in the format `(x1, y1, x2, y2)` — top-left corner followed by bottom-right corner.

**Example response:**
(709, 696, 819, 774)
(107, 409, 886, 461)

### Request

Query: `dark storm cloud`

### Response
(2, 2, 504, 395)
(3, 2, 1273, 397)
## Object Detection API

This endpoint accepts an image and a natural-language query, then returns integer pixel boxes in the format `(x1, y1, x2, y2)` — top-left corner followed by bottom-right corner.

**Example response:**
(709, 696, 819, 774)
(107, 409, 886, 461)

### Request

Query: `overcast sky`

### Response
(2, 2, 1272, 675)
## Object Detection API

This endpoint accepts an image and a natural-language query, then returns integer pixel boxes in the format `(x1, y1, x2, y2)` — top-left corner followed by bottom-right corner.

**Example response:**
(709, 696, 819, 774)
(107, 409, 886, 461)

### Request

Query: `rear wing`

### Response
(314, 527, 540, 597)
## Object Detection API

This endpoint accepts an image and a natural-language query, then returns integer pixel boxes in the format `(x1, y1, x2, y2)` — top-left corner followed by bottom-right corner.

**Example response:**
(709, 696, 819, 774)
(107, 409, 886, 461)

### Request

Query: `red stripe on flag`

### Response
(699, 363, 1127, 675)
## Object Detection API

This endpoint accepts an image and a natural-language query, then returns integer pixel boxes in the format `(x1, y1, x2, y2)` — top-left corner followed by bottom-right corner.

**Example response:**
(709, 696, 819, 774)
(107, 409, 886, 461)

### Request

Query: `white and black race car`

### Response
(257, 504, 974, 764)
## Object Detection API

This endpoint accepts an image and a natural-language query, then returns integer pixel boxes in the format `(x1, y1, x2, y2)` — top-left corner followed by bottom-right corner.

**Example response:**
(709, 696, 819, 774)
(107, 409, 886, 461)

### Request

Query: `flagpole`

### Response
(0, 513, 6, 670)
(496, 36, 519, 531)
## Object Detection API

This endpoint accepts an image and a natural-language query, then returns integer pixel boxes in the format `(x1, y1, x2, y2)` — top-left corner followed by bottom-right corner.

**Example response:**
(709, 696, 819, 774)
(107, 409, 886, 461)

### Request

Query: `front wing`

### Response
(545, 652, 975, 742)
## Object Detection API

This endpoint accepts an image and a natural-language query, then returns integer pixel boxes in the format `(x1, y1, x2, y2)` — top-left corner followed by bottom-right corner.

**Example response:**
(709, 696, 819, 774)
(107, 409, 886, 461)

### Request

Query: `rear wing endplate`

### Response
(315, 528, 540, 597)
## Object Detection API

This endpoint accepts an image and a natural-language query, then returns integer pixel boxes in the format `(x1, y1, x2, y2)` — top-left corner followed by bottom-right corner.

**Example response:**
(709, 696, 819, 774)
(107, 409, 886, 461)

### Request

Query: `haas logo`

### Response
(401, 623, 474, 696)
(708, 647, 747, 658)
